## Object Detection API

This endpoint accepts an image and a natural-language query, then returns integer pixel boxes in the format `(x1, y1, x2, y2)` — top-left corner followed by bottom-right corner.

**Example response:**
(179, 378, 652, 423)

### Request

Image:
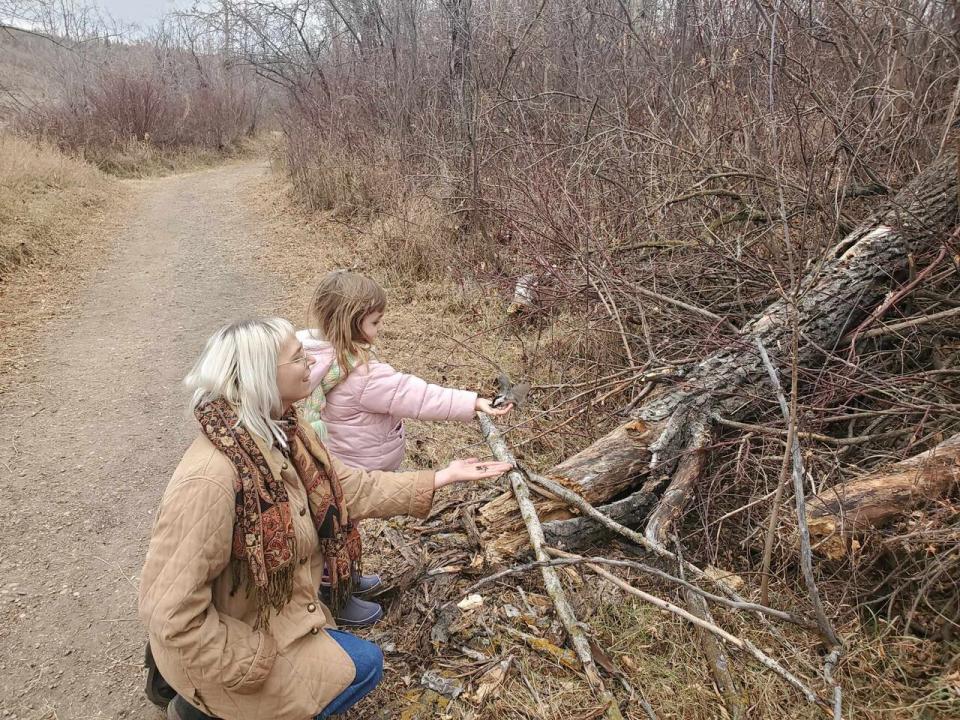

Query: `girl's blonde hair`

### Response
(184, 318, 294, 447)
(309, 270, 387, 374)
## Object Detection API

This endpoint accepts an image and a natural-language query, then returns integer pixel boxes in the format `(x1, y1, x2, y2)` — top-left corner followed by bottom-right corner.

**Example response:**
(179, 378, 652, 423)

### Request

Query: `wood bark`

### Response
(483, 144, 959, 551)
(806, 432, 960, 559)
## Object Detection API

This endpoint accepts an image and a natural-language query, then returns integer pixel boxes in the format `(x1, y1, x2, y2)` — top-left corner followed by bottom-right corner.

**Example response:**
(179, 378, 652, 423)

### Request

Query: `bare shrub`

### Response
(6, 7, 264, 171)
(279, 118, 392, 214)
(23, 59, 259, 164)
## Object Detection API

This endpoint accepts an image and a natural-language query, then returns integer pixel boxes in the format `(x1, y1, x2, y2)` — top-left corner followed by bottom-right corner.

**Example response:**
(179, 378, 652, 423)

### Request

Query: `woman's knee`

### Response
(352, 638, 384, 685)
(328, 630, 383, 686)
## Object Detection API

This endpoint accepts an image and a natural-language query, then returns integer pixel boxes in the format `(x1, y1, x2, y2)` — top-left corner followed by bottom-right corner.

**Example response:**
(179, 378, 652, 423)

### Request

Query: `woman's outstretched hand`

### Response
(435, 458, 514, 488)
(475, 398, 513, 416)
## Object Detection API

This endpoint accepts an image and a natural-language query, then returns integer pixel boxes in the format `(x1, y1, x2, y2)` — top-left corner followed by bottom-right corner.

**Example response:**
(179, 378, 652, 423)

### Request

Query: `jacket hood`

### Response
(297, 329, 336, 389)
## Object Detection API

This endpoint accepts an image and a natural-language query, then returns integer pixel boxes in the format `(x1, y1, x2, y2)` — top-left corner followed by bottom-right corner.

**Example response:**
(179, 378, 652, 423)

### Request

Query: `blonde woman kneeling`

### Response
(138, 318, 510, 720)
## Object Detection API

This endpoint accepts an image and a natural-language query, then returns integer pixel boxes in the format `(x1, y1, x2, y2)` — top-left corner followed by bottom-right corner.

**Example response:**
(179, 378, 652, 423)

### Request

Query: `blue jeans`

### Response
(316, 630, 384, 718)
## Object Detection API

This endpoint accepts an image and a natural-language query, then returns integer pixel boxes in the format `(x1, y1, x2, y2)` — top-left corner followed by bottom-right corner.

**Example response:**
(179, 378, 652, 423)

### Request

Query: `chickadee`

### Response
(492, 373, 530, 409)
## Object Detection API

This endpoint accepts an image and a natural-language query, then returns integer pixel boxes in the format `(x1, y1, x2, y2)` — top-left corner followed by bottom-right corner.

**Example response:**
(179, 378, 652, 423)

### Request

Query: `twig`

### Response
(590, 275, 635, 367)
(462, 554, 815, 628)
(713, 415, 911, 447)
(596, 261, 737, 332)
(823, 648, 842, 720)
(548, 549, 828, 708)
(524, 471, 814, 627)
(660, 187, 747, 208)
(673, 537, 746, 720)
(755, 338, 840, 649)
(855, 304, 960, 340)
(477, 414, 625, 720)
(760, 314, 799, 606)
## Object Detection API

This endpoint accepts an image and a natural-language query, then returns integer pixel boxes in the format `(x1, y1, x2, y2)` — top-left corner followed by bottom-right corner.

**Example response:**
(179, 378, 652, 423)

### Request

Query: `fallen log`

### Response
(806, 433, 960, 559)
(482, 139, 960, 552)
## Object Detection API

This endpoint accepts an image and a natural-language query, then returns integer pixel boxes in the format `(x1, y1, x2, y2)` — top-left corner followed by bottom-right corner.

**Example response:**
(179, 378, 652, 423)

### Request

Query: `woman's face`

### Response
(276, 334, 315, 408)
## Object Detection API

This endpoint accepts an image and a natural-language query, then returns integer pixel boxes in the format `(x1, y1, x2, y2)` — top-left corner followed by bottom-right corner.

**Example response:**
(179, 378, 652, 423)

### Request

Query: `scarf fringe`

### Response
(232, 558, 296, 630)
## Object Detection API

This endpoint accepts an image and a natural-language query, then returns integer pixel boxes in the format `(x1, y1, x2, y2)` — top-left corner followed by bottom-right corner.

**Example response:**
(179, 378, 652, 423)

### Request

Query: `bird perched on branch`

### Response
(493, 373, 530, 409)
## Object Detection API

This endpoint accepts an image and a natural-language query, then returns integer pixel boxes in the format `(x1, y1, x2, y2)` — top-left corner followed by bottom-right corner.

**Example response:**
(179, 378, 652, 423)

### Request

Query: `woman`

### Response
(138, 318, 511, 720)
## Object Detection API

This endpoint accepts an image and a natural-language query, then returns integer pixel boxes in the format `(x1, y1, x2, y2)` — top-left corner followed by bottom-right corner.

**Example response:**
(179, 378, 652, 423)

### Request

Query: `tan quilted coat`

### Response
(138, 417, 434, 720)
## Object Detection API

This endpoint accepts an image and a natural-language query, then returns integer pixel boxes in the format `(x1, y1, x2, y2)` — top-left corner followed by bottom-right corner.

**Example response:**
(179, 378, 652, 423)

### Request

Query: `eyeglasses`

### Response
(279, 353, 310, 367)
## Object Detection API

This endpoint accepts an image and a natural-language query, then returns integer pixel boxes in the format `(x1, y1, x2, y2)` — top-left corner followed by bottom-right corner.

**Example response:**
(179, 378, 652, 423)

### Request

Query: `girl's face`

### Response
(276, 334, 316, 409)
(360, 310, 384, 344)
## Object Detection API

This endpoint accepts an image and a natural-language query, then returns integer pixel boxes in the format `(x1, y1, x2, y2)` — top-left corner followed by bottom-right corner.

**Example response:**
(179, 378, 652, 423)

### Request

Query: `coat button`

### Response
(282, 462, 289, 470)
(307, 603, 317, 613)
(299, 507, 307, 517)
(310, 627, 320, 635)
(300, 556, 308, 565)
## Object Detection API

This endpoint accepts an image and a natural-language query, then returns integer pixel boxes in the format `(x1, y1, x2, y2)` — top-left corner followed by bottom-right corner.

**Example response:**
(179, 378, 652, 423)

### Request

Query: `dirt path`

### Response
(0, 161, 283, 720)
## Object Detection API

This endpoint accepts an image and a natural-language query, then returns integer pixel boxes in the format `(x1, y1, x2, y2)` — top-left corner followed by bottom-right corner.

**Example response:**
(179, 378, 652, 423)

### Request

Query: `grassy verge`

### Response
(79, 134, 270, 179)
(0, 132, 121, 394)
(0, 133, 109, 280)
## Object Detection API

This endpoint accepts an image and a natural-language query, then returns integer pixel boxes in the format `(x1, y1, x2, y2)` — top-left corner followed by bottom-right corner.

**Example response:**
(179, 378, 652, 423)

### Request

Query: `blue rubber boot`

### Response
(333, 595, 384, 627)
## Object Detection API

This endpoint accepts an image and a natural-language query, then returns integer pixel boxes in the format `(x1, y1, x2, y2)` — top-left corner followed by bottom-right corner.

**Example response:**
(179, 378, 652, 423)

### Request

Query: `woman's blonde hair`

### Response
(308, 270, 387, 374)
(184, 318, 294, 446)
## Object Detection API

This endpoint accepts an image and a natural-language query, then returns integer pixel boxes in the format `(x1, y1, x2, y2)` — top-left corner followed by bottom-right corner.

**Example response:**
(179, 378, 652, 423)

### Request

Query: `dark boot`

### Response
(333, 595, 383, 627)
(144, 643, 176, 708)
(166, 695, 219, 720)
(321, 572, 383, 596)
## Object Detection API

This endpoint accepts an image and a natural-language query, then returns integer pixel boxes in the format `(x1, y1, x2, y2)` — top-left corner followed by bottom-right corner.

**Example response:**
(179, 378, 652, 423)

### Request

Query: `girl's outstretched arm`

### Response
(355, 361, 485, 422)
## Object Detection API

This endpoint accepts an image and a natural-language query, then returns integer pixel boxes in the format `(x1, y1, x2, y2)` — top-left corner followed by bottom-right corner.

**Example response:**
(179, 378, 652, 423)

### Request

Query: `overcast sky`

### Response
(98, 0, 187, 27)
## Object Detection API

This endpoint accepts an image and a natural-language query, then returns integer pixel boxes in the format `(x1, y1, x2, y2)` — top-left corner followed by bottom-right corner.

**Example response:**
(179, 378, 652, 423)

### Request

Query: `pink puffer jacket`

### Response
(298, 330, 478, 471)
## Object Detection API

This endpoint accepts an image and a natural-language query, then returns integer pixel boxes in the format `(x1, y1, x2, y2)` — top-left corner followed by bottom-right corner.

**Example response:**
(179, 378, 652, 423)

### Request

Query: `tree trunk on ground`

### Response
(806, 433, 960, 560)
(483, 141, 959, 554)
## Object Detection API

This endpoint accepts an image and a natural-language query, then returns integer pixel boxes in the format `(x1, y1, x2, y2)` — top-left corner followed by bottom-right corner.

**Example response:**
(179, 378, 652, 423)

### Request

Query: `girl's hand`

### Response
(435, 458, 514, 488)
(476, 397, 513, 416)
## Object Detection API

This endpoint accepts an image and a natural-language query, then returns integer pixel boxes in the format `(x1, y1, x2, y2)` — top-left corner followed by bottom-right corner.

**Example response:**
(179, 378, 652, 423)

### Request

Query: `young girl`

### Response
(297, 270, 513, 623)
(299, 270, 512, 469)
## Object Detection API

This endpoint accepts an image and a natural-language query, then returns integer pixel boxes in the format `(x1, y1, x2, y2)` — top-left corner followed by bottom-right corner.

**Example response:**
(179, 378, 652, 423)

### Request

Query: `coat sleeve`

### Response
(138, 477, 277, 694)
(325, 450, 435, 521)
(355, 361, 478, 422)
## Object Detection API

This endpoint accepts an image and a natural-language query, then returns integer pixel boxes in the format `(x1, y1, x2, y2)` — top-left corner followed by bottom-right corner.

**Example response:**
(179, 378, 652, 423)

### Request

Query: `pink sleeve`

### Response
(356, 362, 478, 422)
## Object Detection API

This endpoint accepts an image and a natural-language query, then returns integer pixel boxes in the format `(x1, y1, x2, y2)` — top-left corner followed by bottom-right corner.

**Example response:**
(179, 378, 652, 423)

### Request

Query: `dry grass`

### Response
(82, 135, 264, 179)
(250, 172, 960, 720)
(0, 132, 124, 396)
(0, 133, 108, 279)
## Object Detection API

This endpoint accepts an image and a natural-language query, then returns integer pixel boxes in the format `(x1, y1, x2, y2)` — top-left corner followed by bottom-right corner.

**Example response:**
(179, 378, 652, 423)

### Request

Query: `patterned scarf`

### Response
(195, 398, 362, 628)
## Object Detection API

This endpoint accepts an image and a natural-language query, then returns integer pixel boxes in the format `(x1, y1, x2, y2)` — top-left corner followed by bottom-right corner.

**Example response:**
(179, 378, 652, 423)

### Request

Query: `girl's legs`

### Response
(316, 630, 384, 718)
